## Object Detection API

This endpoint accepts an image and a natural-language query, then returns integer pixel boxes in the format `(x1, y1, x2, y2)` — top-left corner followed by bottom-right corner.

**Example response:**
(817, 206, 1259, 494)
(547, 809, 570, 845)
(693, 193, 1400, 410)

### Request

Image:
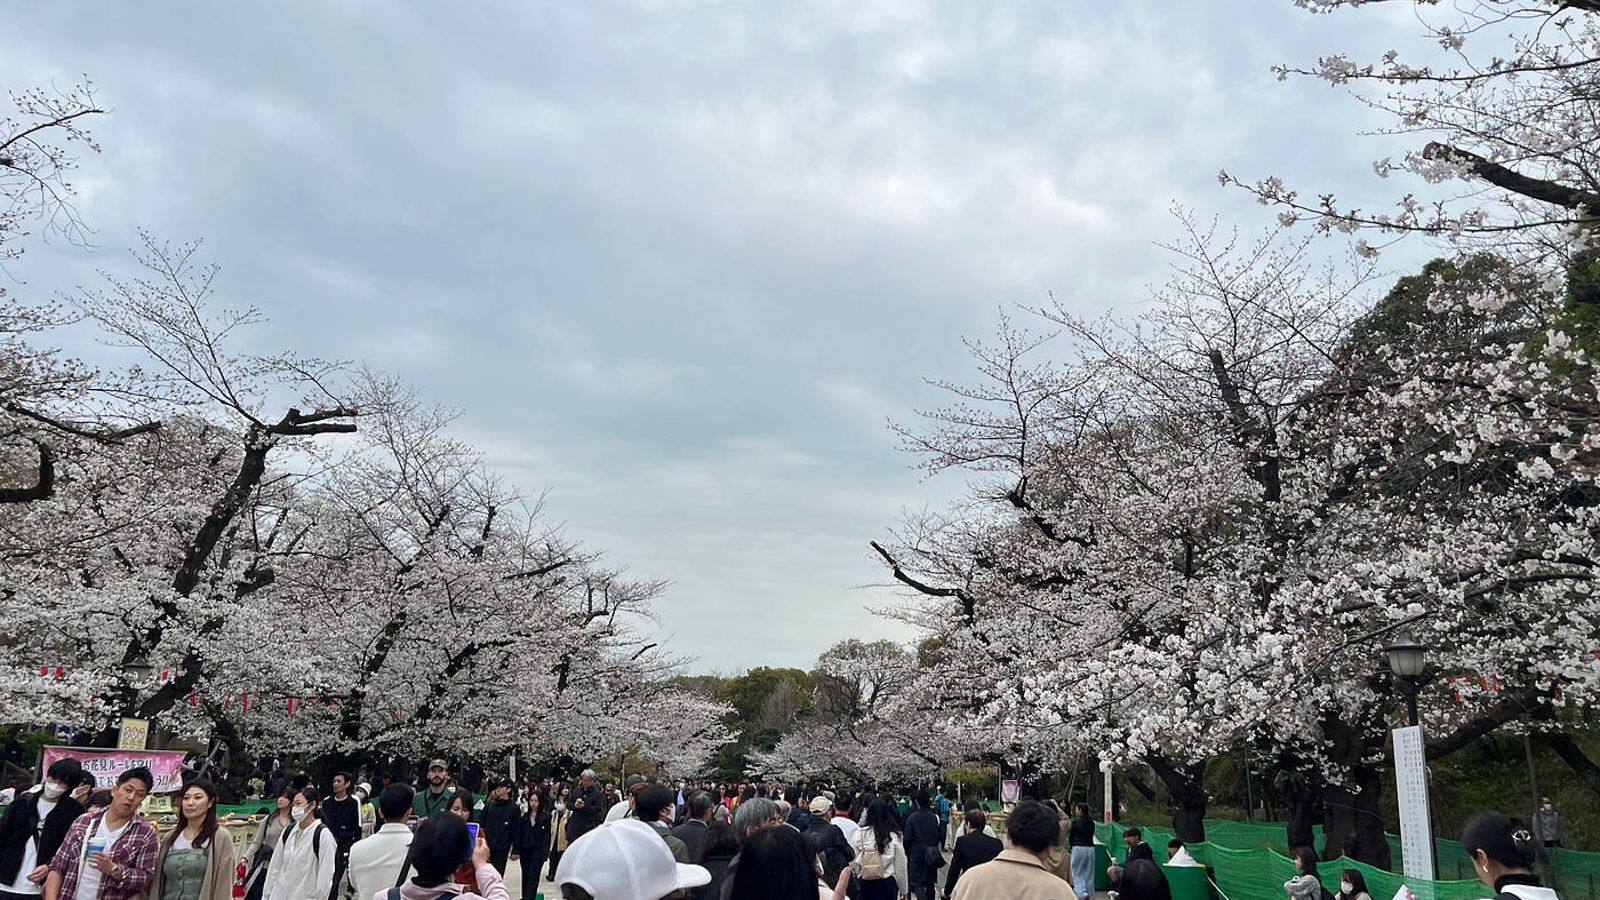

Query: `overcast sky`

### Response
(4, 1, 1432, 673)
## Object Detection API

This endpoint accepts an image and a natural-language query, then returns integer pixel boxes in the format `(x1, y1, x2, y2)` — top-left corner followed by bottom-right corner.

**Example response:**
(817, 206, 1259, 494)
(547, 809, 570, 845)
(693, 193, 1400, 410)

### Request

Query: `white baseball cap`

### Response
(555, 818, 710, 899)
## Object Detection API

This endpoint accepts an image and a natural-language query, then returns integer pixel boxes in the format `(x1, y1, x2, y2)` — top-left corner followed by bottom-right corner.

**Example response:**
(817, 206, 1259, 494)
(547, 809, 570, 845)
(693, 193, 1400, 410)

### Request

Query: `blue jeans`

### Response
(1071, 845, 1096, 900)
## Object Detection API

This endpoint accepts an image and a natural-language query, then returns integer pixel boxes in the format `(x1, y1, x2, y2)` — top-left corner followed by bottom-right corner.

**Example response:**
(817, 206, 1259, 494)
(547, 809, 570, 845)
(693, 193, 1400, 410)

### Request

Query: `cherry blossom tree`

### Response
(875, 213, 1600, 862)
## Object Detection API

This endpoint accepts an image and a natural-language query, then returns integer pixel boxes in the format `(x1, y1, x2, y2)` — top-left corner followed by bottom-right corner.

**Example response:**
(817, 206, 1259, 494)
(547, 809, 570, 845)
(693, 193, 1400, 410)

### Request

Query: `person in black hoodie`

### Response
(478, 780, 520, 875)
(943, 809, 1002, 900)
(0, 759, 84, 900)
(903, 790, 943, 900)
(692, 820, 739, 900)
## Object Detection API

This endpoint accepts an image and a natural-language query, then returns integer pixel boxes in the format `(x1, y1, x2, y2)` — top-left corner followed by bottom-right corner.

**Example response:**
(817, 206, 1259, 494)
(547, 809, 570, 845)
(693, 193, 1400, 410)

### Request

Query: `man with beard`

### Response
(411, 762, 454, 820)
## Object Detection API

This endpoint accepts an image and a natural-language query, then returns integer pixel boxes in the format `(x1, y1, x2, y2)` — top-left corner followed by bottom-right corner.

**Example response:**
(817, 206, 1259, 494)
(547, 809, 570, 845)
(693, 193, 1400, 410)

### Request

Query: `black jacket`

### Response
(514, 808, 551, 860)
(0, 788, 84, 884)
(480, 799, 520, 854)
(671, 819, 711, 863)
(945, 831, 1002, 897)
(696, 850, 734, 900)
(1069, 815, 1096, 847)
(803, 820, 855, 886)
(904, 809, 943, 887)
(566, 784, 604, 840)
(1125, 841, 1154, 864)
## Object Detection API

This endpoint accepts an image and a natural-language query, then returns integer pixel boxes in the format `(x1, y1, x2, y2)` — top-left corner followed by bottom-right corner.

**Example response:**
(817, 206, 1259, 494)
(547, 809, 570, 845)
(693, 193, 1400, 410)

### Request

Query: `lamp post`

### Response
(119, 652, 155, 750)
(123, 652, 155, 684)
(1384, 631, 1438, 881)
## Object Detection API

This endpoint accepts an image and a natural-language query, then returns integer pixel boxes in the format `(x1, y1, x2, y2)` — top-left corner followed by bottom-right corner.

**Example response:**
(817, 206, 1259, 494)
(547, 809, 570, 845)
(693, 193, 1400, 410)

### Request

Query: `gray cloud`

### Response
(4, 0, 1431, 670)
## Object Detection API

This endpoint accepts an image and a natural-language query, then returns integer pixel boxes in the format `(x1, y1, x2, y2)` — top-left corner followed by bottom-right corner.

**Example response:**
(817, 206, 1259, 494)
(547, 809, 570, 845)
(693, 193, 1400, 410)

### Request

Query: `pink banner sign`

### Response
(41, 746, 188, 793)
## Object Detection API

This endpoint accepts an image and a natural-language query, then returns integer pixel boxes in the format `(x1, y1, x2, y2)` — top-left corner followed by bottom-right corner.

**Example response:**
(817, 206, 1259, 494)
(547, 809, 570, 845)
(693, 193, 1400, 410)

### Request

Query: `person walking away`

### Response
(565, 771, 604, 847)
(934, 790, 951, 851)
(692, 821, 738, 900)
(0, 759, 85, 900)
(669, 792, 713, 864)
(1118, 861, 1172, 900)
(903, 791, 943, 900)
(1333, 869, 1371, 900)
(1461, 812, 1558, 900)
(42, 767, 158, 900)
(849, 800, 906, 900)
(1532, 799, 1562, 850)
(546, 795, 571, 883)
(949, 800, 1070, 900)
(510, 790, 549, 900)
(246, 791, 297, 900)
(725, 824, 851, 900)
(381, 814, 507, 900)
(478, 781, 519, 875)
(149, 780, 236, 900)
(1067, 804, 1095, 900)
(803, 796, 855, 894)
(632, 787, 687, 863)
(413, 764, 454, 821)
(1108, 828, 1153, 891)
(263, 788, 337, 900)
(830, 795, 859, 846)
(944, 810, 1001, 900)
(323, 774, 362, 900)
(1283, 848, 1322, 900)
(345, 785, 414, 900)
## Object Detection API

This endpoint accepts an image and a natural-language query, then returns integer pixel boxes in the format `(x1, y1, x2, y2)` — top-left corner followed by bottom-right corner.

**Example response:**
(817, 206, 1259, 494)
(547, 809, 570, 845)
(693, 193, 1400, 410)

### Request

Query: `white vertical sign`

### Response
(1393, 725, 1435, 881)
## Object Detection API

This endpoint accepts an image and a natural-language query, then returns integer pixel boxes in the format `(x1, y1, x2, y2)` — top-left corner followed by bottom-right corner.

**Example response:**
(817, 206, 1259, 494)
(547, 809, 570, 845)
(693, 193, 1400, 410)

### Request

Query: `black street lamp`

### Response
(123, 651, 155, 683)
(1383, 630, 1439, 879)
(1385, 632, 1428, 726)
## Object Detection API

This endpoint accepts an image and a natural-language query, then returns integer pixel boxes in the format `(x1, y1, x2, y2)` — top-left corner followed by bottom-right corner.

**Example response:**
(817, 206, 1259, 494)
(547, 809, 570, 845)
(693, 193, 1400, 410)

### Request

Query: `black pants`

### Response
(520, 854, 548, 900)
(547, 849, 564, 881)
(329, 847, 352, 900)
(910, 882, 935, 900)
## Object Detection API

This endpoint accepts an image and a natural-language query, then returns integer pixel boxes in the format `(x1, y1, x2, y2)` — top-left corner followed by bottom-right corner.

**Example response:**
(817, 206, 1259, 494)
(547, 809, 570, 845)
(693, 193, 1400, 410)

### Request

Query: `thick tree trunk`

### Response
(1320, 711, 1390, 867)
(1273, 762, 1323, 851)
(1536, 732, 1600, 797)
(1146, 754, 1207, 843)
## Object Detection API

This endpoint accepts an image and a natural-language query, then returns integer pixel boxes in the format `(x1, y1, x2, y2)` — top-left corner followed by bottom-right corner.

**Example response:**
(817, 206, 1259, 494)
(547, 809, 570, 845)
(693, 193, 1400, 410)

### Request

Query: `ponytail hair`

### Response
(1461, 812, 1537, 870)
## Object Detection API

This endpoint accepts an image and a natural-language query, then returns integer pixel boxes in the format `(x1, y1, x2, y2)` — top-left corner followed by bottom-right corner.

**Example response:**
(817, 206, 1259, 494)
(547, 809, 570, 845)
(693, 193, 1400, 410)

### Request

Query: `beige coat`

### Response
(950, 848, 1074, 900)
(148, 825, 237, 900)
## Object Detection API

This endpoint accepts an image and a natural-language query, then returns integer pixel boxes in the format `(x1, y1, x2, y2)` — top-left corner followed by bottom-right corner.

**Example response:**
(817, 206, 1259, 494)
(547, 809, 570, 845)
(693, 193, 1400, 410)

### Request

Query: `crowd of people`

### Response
(0, 757, 1565, 900)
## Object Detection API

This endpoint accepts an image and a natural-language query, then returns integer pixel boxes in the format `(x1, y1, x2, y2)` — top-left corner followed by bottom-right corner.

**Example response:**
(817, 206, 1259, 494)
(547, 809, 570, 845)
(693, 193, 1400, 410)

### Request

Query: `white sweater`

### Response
(849, 828, 908, 897)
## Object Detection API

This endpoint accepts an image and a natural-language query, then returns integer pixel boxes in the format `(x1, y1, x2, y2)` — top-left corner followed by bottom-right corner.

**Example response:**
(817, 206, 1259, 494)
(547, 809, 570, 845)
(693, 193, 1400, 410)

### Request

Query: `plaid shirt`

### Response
(47, 811, 158, 900)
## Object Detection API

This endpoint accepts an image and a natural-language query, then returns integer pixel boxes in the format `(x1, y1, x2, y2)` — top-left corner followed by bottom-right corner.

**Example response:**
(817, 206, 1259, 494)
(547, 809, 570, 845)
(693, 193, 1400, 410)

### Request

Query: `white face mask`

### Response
(41, 782, 66, 800)
(1341, 883, 1353, 895)
(291, 807, 308, 822)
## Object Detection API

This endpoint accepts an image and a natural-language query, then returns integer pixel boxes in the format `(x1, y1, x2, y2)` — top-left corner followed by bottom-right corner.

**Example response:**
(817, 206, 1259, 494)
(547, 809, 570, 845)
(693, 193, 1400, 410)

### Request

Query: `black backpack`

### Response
(281, 823, 328, 862)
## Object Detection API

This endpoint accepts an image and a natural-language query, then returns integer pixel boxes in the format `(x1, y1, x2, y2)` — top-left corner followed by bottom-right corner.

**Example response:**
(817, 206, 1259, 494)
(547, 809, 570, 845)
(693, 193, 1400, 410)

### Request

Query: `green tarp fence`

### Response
(219, 802, 273, 818)
(1096, 820, 1600, 900)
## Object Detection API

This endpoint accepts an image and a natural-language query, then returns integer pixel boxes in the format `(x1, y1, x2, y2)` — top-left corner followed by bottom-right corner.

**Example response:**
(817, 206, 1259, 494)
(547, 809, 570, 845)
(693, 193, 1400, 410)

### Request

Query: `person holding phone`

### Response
(446, 793, 479, 893)
(43, 767, 158, 900)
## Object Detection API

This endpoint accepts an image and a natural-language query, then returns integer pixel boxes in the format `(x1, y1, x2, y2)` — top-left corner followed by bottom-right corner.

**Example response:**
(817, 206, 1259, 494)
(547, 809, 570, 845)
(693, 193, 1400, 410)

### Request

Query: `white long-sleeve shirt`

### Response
(264, 821, 337, 900)
(849, 827, 907, 897)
